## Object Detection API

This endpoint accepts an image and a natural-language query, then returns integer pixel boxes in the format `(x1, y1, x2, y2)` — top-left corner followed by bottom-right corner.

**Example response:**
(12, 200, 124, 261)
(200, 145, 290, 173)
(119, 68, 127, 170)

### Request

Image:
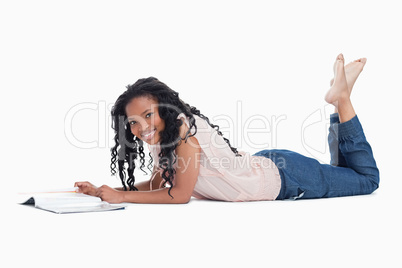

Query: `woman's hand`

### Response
(95, 185, 125, 204)
(74, 181, 98, 196)
(75, 182, 125, 203)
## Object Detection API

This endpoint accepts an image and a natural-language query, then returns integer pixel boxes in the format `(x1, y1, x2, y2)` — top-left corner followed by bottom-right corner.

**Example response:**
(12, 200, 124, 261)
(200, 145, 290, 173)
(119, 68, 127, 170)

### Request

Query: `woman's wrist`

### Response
(114, 187, 126, 191)
(119, 190, 128, 203)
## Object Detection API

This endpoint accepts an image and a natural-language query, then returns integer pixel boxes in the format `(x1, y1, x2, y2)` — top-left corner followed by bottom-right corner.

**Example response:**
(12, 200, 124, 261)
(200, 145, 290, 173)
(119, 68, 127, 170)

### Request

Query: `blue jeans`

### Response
(253, 114, 380, 200)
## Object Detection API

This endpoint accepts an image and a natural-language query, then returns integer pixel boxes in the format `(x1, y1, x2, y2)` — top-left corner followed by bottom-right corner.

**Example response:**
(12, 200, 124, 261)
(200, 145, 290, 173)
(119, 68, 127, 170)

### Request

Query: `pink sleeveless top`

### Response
(148, 114, 281, 201)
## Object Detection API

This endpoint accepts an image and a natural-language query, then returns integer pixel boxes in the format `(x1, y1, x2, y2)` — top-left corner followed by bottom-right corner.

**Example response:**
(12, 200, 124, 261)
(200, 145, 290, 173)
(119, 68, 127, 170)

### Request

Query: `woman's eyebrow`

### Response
(141, 109, 151, 116)
(128, 109, 151, 120)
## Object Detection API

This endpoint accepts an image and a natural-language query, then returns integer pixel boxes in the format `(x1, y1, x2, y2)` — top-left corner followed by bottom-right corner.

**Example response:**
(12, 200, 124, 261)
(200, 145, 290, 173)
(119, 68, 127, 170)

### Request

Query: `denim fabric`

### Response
(253, 115, 380, 200)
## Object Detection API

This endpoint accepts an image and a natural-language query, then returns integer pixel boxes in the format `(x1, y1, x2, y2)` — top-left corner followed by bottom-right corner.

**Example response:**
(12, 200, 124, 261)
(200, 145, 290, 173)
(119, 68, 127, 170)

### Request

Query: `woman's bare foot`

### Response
(325, 54, 349, 107)
(325, 54, 357, 123)
(330, 57, 367, 92)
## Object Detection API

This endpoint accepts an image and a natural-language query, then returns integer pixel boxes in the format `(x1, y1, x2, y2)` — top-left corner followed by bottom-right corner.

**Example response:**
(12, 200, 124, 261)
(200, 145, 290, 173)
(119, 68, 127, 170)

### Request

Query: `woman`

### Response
(75, 54, 379, 204)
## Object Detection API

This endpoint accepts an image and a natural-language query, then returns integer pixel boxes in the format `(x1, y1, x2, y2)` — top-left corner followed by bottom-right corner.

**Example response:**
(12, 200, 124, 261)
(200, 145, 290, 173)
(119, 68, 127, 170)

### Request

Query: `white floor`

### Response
(4, 183, 400, 268)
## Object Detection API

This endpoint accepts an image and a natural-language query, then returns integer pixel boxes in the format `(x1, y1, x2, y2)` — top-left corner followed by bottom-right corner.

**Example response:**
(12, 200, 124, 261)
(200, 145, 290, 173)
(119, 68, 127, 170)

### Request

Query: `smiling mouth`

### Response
(141, 128, 156, 141)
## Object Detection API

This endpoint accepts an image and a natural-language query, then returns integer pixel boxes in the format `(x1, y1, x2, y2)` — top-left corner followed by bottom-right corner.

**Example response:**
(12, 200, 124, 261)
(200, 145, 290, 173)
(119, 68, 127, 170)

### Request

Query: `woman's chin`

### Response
(144, 136, 161, 145)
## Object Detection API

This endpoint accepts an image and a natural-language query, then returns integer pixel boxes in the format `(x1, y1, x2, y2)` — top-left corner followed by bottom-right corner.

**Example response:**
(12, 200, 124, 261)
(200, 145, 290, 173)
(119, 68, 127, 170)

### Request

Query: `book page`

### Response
(19, 188, 126, 214)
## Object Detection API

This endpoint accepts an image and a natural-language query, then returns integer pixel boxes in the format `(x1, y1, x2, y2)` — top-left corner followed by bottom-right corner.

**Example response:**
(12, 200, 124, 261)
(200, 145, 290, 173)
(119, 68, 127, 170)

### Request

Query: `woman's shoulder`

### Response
(177, 113, 210, 134)
(180, 113, 213, 131)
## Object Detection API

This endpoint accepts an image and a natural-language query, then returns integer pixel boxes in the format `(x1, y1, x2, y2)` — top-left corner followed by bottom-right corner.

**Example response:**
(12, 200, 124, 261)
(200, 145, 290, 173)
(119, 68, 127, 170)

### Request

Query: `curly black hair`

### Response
(110, 77, 240, 198)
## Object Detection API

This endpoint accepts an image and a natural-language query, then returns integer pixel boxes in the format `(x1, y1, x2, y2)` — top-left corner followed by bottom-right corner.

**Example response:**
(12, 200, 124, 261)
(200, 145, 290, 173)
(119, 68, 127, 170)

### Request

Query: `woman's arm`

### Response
(76, 168, 164, 198)
(91, 135, 200, 204)
(114, 181, 149, 191)
(120, 135, 200, 204)
(76, 121, 200, 204)
(114, 169, 164, 191)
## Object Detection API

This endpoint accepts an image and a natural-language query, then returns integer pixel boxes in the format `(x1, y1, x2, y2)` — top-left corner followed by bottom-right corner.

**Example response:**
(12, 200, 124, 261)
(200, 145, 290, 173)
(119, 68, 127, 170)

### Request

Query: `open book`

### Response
(20, 188, 126, 214)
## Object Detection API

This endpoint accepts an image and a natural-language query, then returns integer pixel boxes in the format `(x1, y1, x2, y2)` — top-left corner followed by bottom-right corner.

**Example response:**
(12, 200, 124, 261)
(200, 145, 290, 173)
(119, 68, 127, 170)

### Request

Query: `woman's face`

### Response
(125, 96, 165, 145)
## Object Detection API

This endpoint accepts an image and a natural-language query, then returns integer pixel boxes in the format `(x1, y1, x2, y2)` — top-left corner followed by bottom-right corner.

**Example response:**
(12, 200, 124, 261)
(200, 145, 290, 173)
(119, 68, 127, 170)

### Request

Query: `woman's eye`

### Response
(129, 121, 137, 126)
(146, 112, 153, 118)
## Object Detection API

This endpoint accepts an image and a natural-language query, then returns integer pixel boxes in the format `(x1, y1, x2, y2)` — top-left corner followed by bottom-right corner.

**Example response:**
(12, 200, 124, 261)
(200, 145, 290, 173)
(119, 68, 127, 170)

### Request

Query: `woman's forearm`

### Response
(121, 187, 190, 204)
(114, 180, 151, 191)
(114, 171, 164, 192)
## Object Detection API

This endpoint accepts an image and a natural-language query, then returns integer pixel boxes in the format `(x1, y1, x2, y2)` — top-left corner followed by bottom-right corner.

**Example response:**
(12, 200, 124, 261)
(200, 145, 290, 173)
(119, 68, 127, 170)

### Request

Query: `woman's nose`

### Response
(140, 120, 149, 131)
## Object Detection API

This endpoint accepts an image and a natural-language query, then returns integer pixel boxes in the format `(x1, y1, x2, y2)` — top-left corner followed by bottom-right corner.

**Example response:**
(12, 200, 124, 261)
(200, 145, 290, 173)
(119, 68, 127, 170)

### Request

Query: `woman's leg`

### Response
(328, 55, 367, 167)
(328, 113, 347, 167)
(260, 114, 379, 200)
(326, 115, 379, 197)
(256, 54, 379, 200)
(323, 54, 379, 197)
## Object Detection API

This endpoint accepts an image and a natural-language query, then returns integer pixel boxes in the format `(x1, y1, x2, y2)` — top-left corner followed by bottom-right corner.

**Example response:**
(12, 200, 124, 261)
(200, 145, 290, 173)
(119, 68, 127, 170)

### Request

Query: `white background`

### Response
(1, 1, 401, 267)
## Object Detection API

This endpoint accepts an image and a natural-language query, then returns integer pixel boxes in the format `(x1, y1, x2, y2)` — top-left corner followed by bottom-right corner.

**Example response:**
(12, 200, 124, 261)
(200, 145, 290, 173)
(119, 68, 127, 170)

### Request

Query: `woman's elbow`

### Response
(171, 186, 193, 204)
(169, 189, 192, 204)
(171, 194, 191, 204)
